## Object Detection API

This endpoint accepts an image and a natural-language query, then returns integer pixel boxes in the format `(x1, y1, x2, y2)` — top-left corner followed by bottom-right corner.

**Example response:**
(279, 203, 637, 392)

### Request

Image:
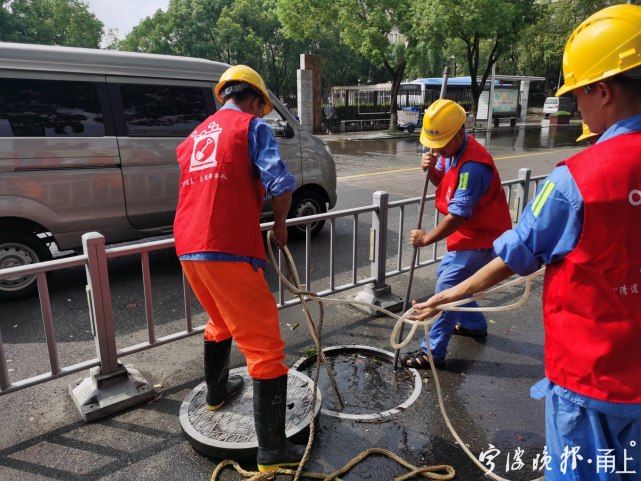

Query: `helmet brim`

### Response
(576, 132, 597, 142)
(262, 99, 273, 117)
(556, 83, 573, 97)
(419, 130, 453, 149)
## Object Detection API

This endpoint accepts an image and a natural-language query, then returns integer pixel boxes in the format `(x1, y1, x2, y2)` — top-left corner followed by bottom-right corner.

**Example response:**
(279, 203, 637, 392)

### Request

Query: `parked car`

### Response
(543, 96, 576, 118)
(0, 42, 337, 300)
(397, 106, 422, 133)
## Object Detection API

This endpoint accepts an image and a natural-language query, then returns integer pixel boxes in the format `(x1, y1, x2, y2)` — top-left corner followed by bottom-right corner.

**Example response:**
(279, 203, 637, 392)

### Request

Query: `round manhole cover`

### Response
(180, 368, 321, 459)
(293, 345, 422, 421)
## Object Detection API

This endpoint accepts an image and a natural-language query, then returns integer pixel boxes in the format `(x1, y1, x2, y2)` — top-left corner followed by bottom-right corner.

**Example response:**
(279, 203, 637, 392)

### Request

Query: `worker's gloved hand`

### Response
(271, 221, 288, 248)
(421, 152, 438, 172)
(409, 229, 428, 247)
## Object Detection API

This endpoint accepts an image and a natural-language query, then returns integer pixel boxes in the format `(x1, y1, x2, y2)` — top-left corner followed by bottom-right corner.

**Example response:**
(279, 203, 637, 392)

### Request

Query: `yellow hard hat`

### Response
(215, 65, 273, 116)
(576, 122, 599, 143)
(419, 99, 466, 149)
(557, 4, 641, 96)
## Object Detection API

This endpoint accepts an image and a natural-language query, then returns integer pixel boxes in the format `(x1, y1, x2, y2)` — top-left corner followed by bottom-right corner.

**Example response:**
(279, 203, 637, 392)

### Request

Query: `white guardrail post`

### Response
(69, 232, 156, 422)
(354, 191, 402, 313)
(514, 168, 532, 220)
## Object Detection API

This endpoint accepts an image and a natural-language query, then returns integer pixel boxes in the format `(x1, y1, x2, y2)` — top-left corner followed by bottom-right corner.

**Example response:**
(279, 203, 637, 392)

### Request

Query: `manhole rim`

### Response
(292, 344, 422, 421)
(179, 368, 321, 452)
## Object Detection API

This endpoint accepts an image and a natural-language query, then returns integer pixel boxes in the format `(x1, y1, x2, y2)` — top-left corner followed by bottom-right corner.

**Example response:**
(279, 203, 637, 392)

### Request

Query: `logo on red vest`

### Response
(630, 189, 641, 206)
(189, 122, 222, 173)
(446, 186, 453, 203)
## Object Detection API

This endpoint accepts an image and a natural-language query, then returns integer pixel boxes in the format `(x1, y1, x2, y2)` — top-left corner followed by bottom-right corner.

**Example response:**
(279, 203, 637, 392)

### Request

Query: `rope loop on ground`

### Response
(210, 233, 546, 481)
(210, 447, 457, 481)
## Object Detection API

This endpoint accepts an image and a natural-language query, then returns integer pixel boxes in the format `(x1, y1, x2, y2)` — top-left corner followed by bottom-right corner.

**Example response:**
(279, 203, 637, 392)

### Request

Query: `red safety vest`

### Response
(173, 108, 266, 260)
(543, 132, 641, 403)
(434, 135, 511, 251)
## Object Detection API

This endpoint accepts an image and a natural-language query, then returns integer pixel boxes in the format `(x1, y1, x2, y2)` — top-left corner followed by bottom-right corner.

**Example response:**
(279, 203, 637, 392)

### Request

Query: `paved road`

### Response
(0, 125, 583, 480)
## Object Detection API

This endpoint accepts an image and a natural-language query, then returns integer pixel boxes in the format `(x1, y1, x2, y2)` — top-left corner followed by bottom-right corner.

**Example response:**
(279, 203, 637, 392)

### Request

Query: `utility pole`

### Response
(487, 63, 496, 129)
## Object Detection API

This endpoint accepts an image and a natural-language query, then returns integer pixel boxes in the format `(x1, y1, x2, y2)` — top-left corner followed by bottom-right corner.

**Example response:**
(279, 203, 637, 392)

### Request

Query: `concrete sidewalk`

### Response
(0, 263, 547, 481)
(317, 117, 580, 142)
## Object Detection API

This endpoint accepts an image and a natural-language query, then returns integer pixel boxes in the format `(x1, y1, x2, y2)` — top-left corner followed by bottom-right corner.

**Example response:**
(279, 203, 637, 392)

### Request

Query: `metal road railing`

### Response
(0, 168, 546, 418)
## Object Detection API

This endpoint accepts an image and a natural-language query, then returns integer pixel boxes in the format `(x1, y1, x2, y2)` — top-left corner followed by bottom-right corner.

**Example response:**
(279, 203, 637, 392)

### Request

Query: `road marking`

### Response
(337, 148, 580, 180)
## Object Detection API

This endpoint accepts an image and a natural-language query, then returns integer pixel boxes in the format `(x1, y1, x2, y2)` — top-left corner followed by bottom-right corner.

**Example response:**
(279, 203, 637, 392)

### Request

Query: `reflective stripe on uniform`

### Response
(532, 180, 556, 217)
(457, 172, 470, 190)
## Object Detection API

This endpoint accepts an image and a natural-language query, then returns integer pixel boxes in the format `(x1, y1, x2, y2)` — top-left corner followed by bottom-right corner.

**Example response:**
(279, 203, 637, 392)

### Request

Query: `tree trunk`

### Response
(388, 58, 406, 132)
(466, 35, 500, 118)
(465, 34, 480, 117)
(471, 95, 480, 119)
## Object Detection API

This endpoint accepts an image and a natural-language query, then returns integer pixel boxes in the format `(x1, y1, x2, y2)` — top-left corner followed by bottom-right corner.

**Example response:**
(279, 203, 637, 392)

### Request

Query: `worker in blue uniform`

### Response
(403, 99, 511, 369)
(410, 6, 641, 479)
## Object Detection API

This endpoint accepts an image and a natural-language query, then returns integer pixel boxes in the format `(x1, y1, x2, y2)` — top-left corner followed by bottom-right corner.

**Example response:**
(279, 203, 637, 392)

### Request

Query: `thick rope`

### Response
(211, 233, 546, 481)
(210, 448, 456, 481)
(265, 235, 456, 481)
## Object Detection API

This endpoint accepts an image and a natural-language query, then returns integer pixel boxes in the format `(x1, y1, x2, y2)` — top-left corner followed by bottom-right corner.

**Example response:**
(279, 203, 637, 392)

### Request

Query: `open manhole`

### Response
(293, 345, 422, 421)
(179, 368, 321, 459)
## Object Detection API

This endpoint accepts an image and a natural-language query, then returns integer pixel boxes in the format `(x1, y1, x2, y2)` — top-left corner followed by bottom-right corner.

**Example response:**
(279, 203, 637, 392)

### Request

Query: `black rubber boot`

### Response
(204, 339, 243, 411)
(253, 374, 305, 472)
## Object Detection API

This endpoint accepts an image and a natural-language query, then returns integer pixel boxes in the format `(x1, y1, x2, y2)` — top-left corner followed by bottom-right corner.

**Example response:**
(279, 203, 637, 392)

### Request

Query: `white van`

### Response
(543, 96, 576, 117)
(0, 42, 337, 300)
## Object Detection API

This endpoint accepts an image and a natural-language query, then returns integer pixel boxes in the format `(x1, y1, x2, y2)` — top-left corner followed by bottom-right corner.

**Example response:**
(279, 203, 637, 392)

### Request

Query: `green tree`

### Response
(0, 0, 103, 48)
(117, 0, 235, 58)
(405, 40, 446, 79)
(115, 9, 175, 54)
(515, 0, 620, 95)
(277, 0, 418, 130)
(119, 0, 303, 98)
(118, 0, 378, 100)
(414, 0, 535, 116)
(0, 1, 12, 35)
(215, 0, 302, 97)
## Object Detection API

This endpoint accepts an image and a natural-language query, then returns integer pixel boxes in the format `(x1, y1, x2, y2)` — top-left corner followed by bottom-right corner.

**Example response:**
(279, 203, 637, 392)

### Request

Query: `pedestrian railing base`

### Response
(69, 363, 156, 422)
(353, 284, 403, 315)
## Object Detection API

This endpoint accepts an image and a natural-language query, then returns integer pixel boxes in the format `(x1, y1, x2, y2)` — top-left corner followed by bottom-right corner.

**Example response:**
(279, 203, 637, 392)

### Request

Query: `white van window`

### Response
(544, 98, 559, 105)
(0, 78, 104, 137)
(120, 85, 209, 137)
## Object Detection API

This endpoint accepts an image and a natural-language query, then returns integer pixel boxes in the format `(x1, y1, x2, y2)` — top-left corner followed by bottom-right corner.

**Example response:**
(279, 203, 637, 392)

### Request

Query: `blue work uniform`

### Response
(494, 114, 641, 481)
(419, 134, 495, 361)
(180, 104, 296, 270)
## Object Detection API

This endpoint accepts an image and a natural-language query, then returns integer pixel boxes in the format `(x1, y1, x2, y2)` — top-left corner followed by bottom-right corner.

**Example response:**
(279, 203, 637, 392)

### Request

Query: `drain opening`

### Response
(293, 345, 422, 421)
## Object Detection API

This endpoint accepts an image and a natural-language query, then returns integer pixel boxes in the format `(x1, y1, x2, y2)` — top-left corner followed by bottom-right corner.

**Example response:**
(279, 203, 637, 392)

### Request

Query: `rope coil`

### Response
(390, 268, 545, 351)
(210, 233, 546, 481)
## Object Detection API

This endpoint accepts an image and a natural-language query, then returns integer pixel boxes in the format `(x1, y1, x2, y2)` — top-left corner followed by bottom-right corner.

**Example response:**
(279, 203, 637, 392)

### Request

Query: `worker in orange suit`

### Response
(173, 65, 304, 473)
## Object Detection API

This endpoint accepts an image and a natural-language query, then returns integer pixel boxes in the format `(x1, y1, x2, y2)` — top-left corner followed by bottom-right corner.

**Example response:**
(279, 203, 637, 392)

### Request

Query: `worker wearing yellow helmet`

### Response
(576, 121, 599, 144)
(214, 64, 274, 116)
(410, 5, 641, 480)
(174, 64, 303, 472)
(401, 99, 511, 369)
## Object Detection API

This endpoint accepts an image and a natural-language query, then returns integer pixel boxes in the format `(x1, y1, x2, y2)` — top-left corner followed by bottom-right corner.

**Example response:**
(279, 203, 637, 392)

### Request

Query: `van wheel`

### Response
(288, 190, 327, 239)
(0, 232, 52, 301)
(407, 125, 416, 133)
